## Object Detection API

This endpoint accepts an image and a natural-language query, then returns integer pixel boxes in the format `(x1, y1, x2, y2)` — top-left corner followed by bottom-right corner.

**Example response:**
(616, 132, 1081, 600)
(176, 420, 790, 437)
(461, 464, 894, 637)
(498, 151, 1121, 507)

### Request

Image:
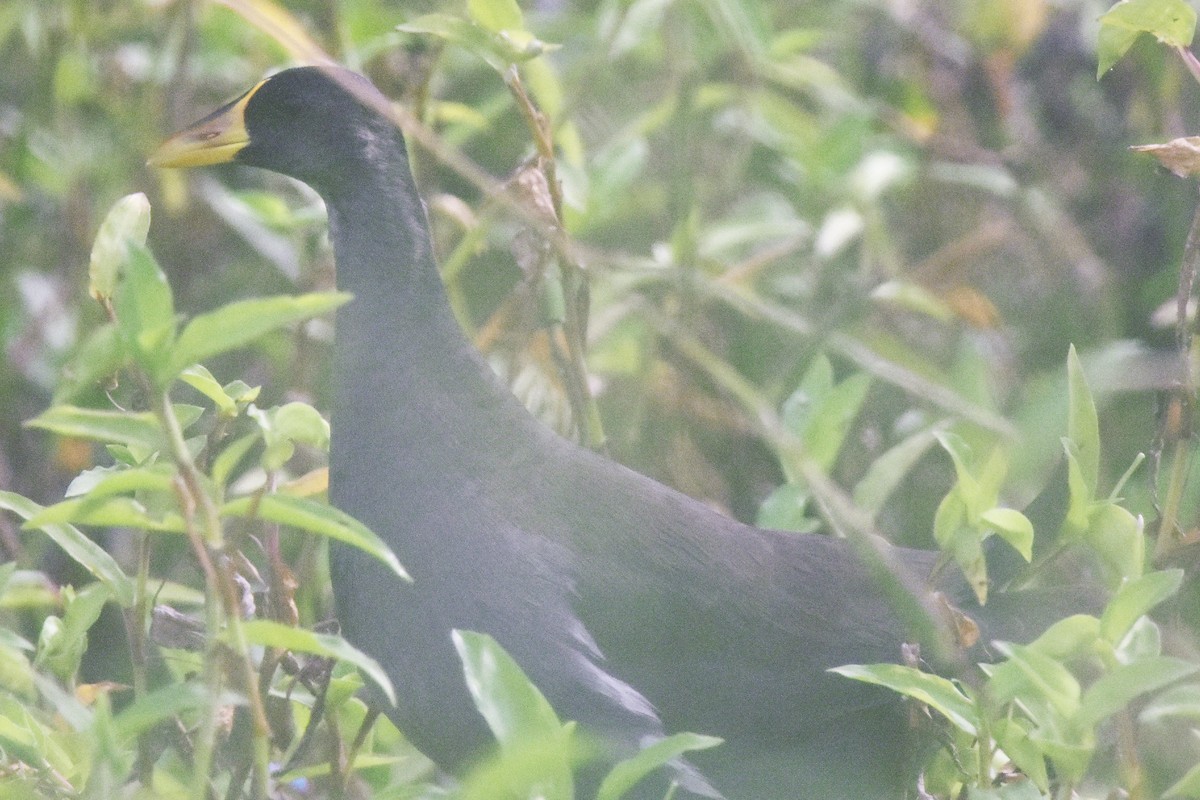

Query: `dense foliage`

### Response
(3, 0, 1200, 798)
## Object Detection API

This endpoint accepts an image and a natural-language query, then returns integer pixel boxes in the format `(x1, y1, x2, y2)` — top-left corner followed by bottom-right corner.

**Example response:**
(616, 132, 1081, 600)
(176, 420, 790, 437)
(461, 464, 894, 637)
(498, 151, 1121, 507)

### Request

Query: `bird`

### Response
(149, 65, 1059, 799)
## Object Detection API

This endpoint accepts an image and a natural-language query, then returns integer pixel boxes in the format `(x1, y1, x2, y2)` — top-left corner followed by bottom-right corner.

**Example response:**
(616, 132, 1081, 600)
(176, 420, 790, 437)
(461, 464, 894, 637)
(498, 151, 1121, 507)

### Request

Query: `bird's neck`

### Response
(323, 167, 539, 505)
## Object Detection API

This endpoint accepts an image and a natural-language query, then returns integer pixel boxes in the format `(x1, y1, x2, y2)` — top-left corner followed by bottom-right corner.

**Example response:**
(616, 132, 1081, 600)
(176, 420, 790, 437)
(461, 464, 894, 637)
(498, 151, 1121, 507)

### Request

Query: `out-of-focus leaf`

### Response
(0, 492, 134, 607)
(1078, 657, 1199, 727)
(249, 401, 330, 471)
(89, 193, 151, 302)
(1097, 0, 1195, 77)
(168, 292, 350, 380)
(27, 495, 185, 533)
(36, 583, 110, 682)
(468, 0, 523, 33)
(114, 244, 175, 381)
(979, 507, 1033, 561)
(1087, 503, 1144, 583)
(852, 424, 942, 515)
(27, 405, 163, 451)
(1140, 683, 1200, 724)
(1027, 615, 1101, 660)
(1066, 345, 1099, 493)
(1100, 569, 1183, 645)
(755, 483, 819, 533)
(597, 732, 723, 800)
(990, 718, 1050, 792)
(453, 630, 564, 746)
(53, 322, 128, 404)
(991, 642, 1081, 720)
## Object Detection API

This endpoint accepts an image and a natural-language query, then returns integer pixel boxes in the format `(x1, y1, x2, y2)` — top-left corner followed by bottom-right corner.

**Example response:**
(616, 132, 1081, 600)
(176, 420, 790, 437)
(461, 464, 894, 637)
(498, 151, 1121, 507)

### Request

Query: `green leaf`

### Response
(1164, 760, 1200, 798)
(468, 0, 524, 32)
(989, 719, 1050, 792)
(831, 663, 978, 734)
(249, 401, 330, 471)
(0, 491, 134, 607)
(399, 13, 507, 71)
(0, 640, 35, 698)
(453, 630, 565, 746)
(802, 372, 871, 470)
(27, 495, 185, 534)
(114, 244, 176, 379)
(754, 483, 819, 533)
(26, 405, 164, 451)
(782, 354, 833, 435)
(870, 280, 956, 322)
(1066, 345, 1100, 494)
(1097, 0, 1196, 77)
(168, 292, 350, 381)
(991, 642, 1081, 720)
(112, 683, 225, 740)
(65, 462, 175, 501)
(211, 433, 260, 491)
(1027, 727, 1094, 784)
(36, 583, 110, 682)
(1100, 569, 1183, 645)
(933, 486, 968, 550)
(1060, 441, 1092, 540)
(1140, 683, 1200, 724)
(1027, 614, 1101, 661)
(935, 431, 982, 511)
(597, 732, 723, 800)
(89, 193, 151, 302)
(179, 364, 238, 415)
(53, 322, 128, 404)
(237, 620, 395, 706)
(852, 425, 941, 515)
(221, 494, 407, 580)
(980, 507, 1034, 561)
(1078, 656, 1199, 727)
(1087, 502, 1144, 583)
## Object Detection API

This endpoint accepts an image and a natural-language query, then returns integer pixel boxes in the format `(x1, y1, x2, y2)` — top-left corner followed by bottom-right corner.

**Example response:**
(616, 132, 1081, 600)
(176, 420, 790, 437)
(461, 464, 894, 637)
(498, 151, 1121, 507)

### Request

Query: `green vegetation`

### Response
(3, 0, 1200, 798)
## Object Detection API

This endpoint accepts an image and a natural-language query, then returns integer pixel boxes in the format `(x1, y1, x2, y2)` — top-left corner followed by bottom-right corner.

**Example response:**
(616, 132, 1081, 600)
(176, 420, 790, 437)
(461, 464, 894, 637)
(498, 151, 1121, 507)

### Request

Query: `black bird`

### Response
(150, 66, 1039, 799)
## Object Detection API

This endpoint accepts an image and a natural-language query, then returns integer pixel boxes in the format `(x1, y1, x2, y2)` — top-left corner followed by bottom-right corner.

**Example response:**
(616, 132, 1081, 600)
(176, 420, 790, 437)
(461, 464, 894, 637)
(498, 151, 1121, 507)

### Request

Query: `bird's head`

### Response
(150, 66, 402, 196)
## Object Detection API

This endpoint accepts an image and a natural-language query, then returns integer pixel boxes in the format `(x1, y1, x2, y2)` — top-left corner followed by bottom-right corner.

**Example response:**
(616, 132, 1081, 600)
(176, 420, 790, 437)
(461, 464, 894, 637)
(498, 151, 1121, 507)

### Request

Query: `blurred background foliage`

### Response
(3, 0, 1200, 795)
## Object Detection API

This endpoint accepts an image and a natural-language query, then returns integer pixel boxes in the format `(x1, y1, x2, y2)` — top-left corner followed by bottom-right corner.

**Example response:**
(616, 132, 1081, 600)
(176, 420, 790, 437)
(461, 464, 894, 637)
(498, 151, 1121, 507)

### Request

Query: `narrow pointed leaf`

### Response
(168, 292, 351, 379)
(1066, 345, 1100, 493)
(1101, 569, 1184, 645)
(26, 405, 164, 451)
(221, 494, 407, 580)
(0, 492, 134, 607)
(453, 629, 563, 745)
(832, 663, 978, 734)
(238, 620, 395, 706)
(1078, 657, 1198, 727)
(597, 732, 723, 800)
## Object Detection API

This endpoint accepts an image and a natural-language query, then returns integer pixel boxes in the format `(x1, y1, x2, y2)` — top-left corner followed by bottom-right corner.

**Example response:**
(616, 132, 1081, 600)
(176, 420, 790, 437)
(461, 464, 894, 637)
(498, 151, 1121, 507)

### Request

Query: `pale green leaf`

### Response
(89, 193, 151, 302)
(238, 620, 395, 706)
(222, 494, 407, 580)
(168, 292, 350, 380)
(597, 732, 723, 800)
(832, 663, 978, 734)
(1100, 569, 1183, 645)
(0, 491, 134, 607)
(26, 405, 164, 451)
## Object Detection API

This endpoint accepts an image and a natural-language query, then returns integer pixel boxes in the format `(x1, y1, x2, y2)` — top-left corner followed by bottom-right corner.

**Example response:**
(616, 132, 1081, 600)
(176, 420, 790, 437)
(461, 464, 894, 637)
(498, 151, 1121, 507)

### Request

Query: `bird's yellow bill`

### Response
(148, 81, 265, 168)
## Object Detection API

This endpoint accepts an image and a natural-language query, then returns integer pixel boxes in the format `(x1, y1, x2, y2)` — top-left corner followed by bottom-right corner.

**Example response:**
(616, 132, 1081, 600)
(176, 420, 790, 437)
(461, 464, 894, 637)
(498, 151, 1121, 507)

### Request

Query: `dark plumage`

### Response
(152, 66, 1048, 799)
